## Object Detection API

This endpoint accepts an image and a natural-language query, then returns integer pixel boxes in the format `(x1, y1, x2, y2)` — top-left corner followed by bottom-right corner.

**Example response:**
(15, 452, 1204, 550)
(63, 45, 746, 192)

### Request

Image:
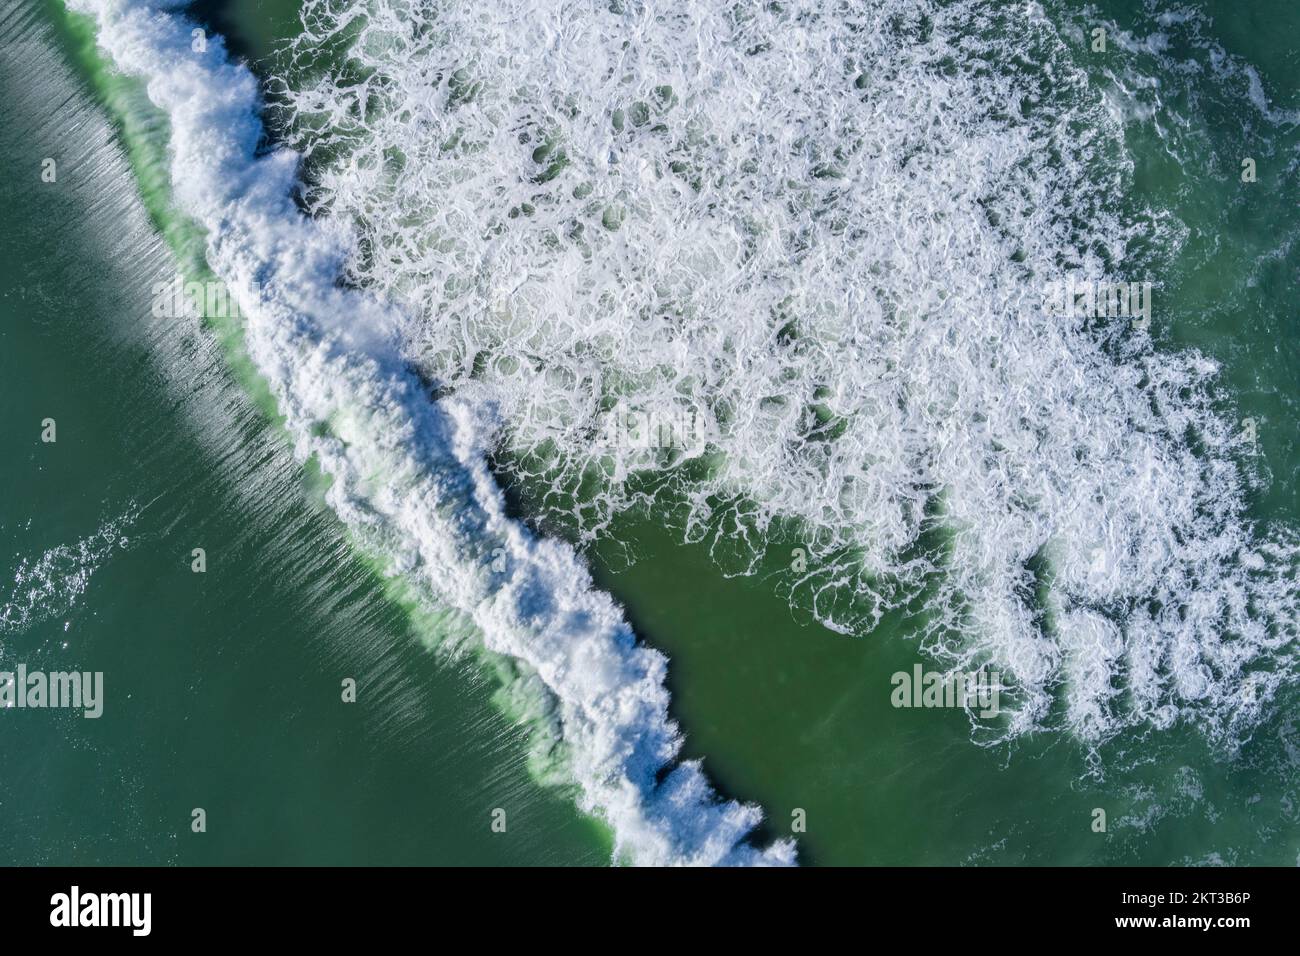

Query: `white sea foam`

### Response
(0, 513, 133, 635)
(68, 0, 794, 865)
(268, 0, 1300, 748)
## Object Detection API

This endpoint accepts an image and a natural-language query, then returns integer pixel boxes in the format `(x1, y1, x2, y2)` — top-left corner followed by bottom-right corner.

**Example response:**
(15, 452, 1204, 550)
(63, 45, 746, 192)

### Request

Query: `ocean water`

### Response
(2, 0, 1298, 865)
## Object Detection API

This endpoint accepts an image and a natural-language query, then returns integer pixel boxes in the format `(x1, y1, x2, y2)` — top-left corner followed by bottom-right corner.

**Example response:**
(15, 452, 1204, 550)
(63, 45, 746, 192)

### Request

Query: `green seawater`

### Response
(2, 0, 1298, 866)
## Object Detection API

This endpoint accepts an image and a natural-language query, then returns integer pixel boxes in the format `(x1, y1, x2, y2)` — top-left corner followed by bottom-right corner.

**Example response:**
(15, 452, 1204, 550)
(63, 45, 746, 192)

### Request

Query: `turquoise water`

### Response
(2, 0, 1298, 865)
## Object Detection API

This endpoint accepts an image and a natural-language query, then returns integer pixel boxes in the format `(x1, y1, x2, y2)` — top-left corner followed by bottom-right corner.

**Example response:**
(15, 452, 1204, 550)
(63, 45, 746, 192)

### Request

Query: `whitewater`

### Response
(67, 0, 795, 866)
(267, 0, 1300, 748)
(66, 0, 1300, 863)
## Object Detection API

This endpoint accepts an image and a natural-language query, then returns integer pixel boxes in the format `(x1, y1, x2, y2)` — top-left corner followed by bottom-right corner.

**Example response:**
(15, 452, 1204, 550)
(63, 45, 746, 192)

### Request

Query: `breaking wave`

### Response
(68, 0, 794, 865)
(69, 0, 1300, 863)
